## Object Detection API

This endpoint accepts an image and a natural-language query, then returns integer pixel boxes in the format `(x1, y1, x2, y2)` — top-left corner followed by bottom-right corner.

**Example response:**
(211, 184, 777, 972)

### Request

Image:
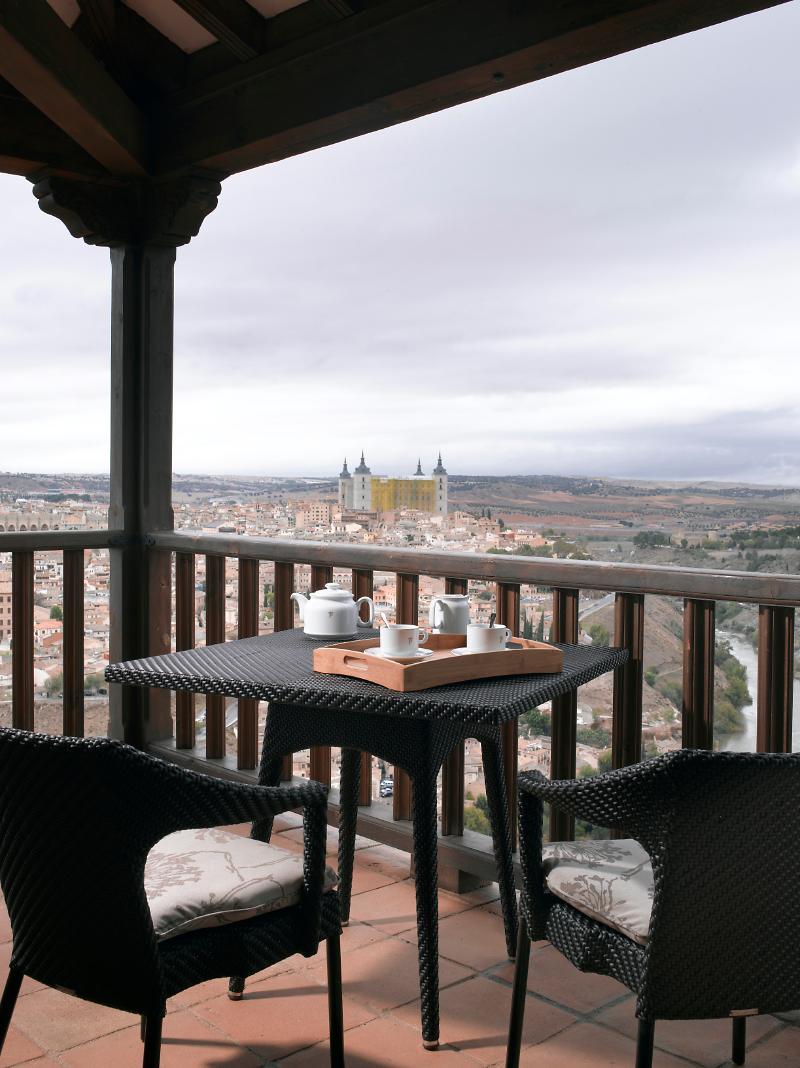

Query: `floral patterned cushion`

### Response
(145, 828, 338, 942)
(542, 838, 653, 945)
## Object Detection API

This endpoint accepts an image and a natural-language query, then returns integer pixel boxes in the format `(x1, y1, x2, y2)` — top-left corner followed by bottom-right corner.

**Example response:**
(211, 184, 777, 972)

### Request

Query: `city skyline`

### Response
(1, 5, 799, 483)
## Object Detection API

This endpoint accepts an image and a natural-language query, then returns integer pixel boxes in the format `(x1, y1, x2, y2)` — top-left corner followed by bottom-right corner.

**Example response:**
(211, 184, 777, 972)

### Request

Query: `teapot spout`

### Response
(290, 592, 308, 621)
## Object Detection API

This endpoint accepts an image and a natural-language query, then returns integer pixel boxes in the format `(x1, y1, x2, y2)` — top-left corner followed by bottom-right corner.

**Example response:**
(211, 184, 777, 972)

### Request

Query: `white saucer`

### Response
(451, 645, 513, 656)
(365, 647, 433, 662)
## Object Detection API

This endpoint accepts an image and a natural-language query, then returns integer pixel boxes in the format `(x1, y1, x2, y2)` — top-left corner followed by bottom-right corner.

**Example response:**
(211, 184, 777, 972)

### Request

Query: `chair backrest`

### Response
(641, 749, 800, 1021)
(0, 728, 167, 1015)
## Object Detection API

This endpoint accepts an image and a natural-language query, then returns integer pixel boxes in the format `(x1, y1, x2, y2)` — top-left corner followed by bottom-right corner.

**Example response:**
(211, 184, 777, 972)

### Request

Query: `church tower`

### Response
(338, 459, 352, 510)
(433, 452, 448, 514)
(353, 451, 372, 510)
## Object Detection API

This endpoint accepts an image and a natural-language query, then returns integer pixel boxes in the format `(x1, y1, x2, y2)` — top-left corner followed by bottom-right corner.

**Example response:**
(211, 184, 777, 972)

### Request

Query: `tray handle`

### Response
(342, 655, 370, 671)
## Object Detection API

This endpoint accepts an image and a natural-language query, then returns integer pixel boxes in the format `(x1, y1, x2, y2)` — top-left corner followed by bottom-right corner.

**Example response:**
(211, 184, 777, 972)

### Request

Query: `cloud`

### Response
(1, 2, 799, 482)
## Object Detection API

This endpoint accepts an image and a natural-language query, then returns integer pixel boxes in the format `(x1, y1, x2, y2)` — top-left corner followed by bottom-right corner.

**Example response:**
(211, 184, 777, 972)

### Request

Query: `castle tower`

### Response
(414, 459, 424, 476)
(353, 451, 372, 510)
(433, 452, 448, 514)
(338, 459, 352, 510)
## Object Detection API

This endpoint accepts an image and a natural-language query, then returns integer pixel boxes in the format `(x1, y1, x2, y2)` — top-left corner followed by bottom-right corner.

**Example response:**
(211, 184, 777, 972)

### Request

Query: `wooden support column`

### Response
(612, 593, 645, 770)
(309, 563, 333, 786)
(237, 558, 260, 770)
(273, 561, 294, 780)
(204, 554, 226, 758)
(175, 551, 195, 749)
(11, 551, 34, 731)
(496, 581, 520, 848)
(549, 587, 579, 842)
(353, 567, 374, 805)
(682, 599, 715, 750)
(393, 573, 418, 821)
(29, 170, 223, 748)
(757, 605, 795, 753)
(62, 548, 85, 737)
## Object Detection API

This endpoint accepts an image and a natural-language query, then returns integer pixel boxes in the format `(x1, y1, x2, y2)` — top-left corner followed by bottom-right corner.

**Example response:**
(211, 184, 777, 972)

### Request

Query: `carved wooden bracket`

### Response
(28, 169, 225, 247)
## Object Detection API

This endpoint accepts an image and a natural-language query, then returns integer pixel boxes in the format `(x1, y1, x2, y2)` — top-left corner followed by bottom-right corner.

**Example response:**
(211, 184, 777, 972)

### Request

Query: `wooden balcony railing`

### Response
(2, 526, 797, 886)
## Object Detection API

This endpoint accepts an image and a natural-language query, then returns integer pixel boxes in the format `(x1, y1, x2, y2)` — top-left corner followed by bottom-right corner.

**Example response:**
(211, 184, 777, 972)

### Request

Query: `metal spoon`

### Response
(380, 612, 391, 629)
(488, 611, 496, 629)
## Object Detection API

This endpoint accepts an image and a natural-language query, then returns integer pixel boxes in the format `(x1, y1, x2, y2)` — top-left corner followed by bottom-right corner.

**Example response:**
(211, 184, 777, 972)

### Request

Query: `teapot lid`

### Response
(310, 582, 353, 602)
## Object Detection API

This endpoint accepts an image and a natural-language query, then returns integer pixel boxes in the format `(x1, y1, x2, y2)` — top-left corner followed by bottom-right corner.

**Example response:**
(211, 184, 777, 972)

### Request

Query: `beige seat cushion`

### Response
(542, 838, 653, 945)
(145, 827, 338, 942)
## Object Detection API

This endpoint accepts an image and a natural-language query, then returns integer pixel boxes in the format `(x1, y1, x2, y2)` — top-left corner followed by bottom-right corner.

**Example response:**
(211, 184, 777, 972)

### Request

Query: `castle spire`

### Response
(354, 451, 371, 474)
(433, 452, 447, 475)
(339, 457, 351, 478)
(415, 458, 424, 476)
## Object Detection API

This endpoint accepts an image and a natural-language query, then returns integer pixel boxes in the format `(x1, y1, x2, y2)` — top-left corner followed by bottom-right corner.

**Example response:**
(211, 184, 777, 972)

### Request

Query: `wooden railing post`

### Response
(308, 564, 333, 787)
(682, 598, 715, 750)
(496, 581, 520, 848)
(11, 551, 34, 732)
(62, 548, 85, 737)
(204, 554, 226, 759)
(757, 605, 795, 753)
(353, 568, 374, 805)
(393, 573, 418, 821)
(175, 551, 195, 749)
(273, 561, 295, 780)
(237, 558, 260, 770)
(549, 587, 579, 842)
(612, 593, 645, 769)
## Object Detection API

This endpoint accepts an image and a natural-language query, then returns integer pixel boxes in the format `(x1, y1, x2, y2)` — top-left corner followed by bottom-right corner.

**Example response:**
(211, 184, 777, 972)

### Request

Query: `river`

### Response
(717, 630, 800, 752)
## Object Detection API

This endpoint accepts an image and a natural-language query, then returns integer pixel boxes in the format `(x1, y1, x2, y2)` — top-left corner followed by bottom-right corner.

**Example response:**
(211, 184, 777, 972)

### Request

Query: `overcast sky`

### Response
(1, 3, 799, 483)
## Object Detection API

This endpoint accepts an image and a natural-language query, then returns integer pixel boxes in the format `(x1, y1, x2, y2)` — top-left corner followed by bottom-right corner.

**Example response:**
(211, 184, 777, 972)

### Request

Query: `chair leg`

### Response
(732, 1017, 747, 1065)
(326, 935, 345, 1068)
(337, 747, 361, 926)
(636, 1019, 655, 1068)
(141, 1016, 162, 1068)
(504, 919, 531, 1068)
(140, 1015, 146, 1042)
(228, 976, 245, 1000)
(0, 965, 23, 1054)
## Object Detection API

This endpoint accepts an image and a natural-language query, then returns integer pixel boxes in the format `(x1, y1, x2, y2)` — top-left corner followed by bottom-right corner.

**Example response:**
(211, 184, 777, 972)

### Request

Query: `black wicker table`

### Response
(107, 628, 627, 1048)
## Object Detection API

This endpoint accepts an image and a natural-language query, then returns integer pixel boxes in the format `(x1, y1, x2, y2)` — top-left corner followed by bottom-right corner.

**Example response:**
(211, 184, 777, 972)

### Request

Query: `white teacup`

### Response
(466, 623, 512, 653)
(380, 624, 429, 656)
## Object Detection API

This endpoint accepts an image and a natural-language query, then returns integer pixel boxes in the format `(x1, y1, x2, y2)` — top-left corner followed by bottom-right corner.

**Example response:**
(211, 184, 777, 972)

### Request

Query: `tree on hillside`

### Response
(50, 605, 63, 620)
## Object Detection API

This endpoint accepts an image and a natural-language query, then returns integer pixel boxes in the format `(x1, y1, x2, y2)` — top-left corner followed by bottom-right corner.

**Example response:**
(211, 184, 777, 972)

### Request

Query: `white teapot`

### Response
(291, 583, 374, 639)
(429, 593, 470, 634)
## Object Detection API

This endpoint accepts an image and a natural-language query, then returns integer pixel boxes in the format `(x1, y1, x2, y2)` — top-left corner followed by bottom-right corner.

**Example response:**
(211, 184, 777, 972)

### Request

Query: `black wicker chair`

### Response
(0, 727, 344, 1068)
(506, 749, 800, 1068)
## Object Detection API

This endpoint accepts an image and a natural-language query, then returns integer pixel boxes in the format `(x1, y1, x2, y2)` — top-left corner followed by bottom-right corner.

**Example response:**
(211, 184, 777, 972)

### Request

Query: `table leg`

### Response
(337, 748, 361, 925)
(253, 716, 286, 843)
(481, 738, 519, 959)
(410, 768, 441, 1049)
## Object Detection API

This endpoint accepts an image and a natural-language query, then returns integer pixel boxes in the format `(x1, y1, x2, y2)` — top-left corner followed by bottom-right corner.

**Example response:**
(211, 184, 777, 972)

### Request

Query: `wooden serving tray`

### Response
(312, 633, 564, 693)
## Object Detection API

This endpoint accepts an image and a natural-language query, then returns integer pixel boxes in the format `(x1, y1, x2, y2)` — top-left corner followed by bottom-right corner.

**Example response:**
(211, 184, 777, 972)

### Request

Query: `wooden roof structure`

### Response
(0, 0, 791, 184)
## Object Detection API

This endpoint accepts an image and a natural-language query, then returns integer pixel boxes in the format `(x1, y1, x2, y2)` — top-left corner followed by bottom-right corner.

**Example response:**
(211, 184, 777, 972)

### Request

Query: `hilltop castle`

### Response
(338, 453, 448, 515)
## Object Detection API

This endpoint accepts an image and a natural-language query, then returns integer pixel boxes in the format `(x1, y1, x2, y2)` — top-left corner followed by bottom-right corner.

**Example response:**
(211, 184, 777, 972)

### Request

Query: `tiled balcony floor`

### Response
(2, 816, 799, 1067)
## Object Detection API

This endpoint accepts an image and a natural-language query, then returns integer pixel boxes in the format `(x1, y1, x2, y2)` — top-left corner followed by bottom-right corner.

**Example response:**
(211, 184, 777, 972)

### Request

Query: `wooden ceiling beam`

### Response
(0, 0, 149, 175)
(0, 94, 104, 177)
(157, 0, 790, 176)
(172, 0, 266, 61)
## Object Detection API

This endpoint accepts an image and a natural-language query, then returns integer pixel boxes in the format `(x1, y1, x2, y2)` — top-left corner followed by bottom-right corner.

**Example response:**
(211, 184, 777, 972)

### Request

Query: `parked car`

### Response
(379, 777, 394, 798)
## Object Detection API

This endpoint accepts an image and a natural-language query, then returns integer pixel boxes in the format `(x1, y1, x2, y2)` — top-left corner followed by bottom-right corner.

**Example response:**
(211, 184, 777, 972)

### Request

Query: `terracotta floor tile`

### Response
(745, 1024, 800, 1066)
(597, 1001, 780, 1067)
(9, 988, 132, 1053)
(391, 976, 575, 1066)
(59, 1011, 264, 1068)
(0, 1026, 44, 1066)
(307, 932, 473, 1012)
(350, 879, 471, 936)
(404, 906, 511, 973)
(352, 844, 411, 883)
(280, 1015, 474, 1066)
(349, 864, 400, 897)
(459, 883, 501, 908)
(517, 1021, 694, 1068)
(194, 969, 375, 1061)
(491, 944, 628, 1015)
(281, 825, 374, 857)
